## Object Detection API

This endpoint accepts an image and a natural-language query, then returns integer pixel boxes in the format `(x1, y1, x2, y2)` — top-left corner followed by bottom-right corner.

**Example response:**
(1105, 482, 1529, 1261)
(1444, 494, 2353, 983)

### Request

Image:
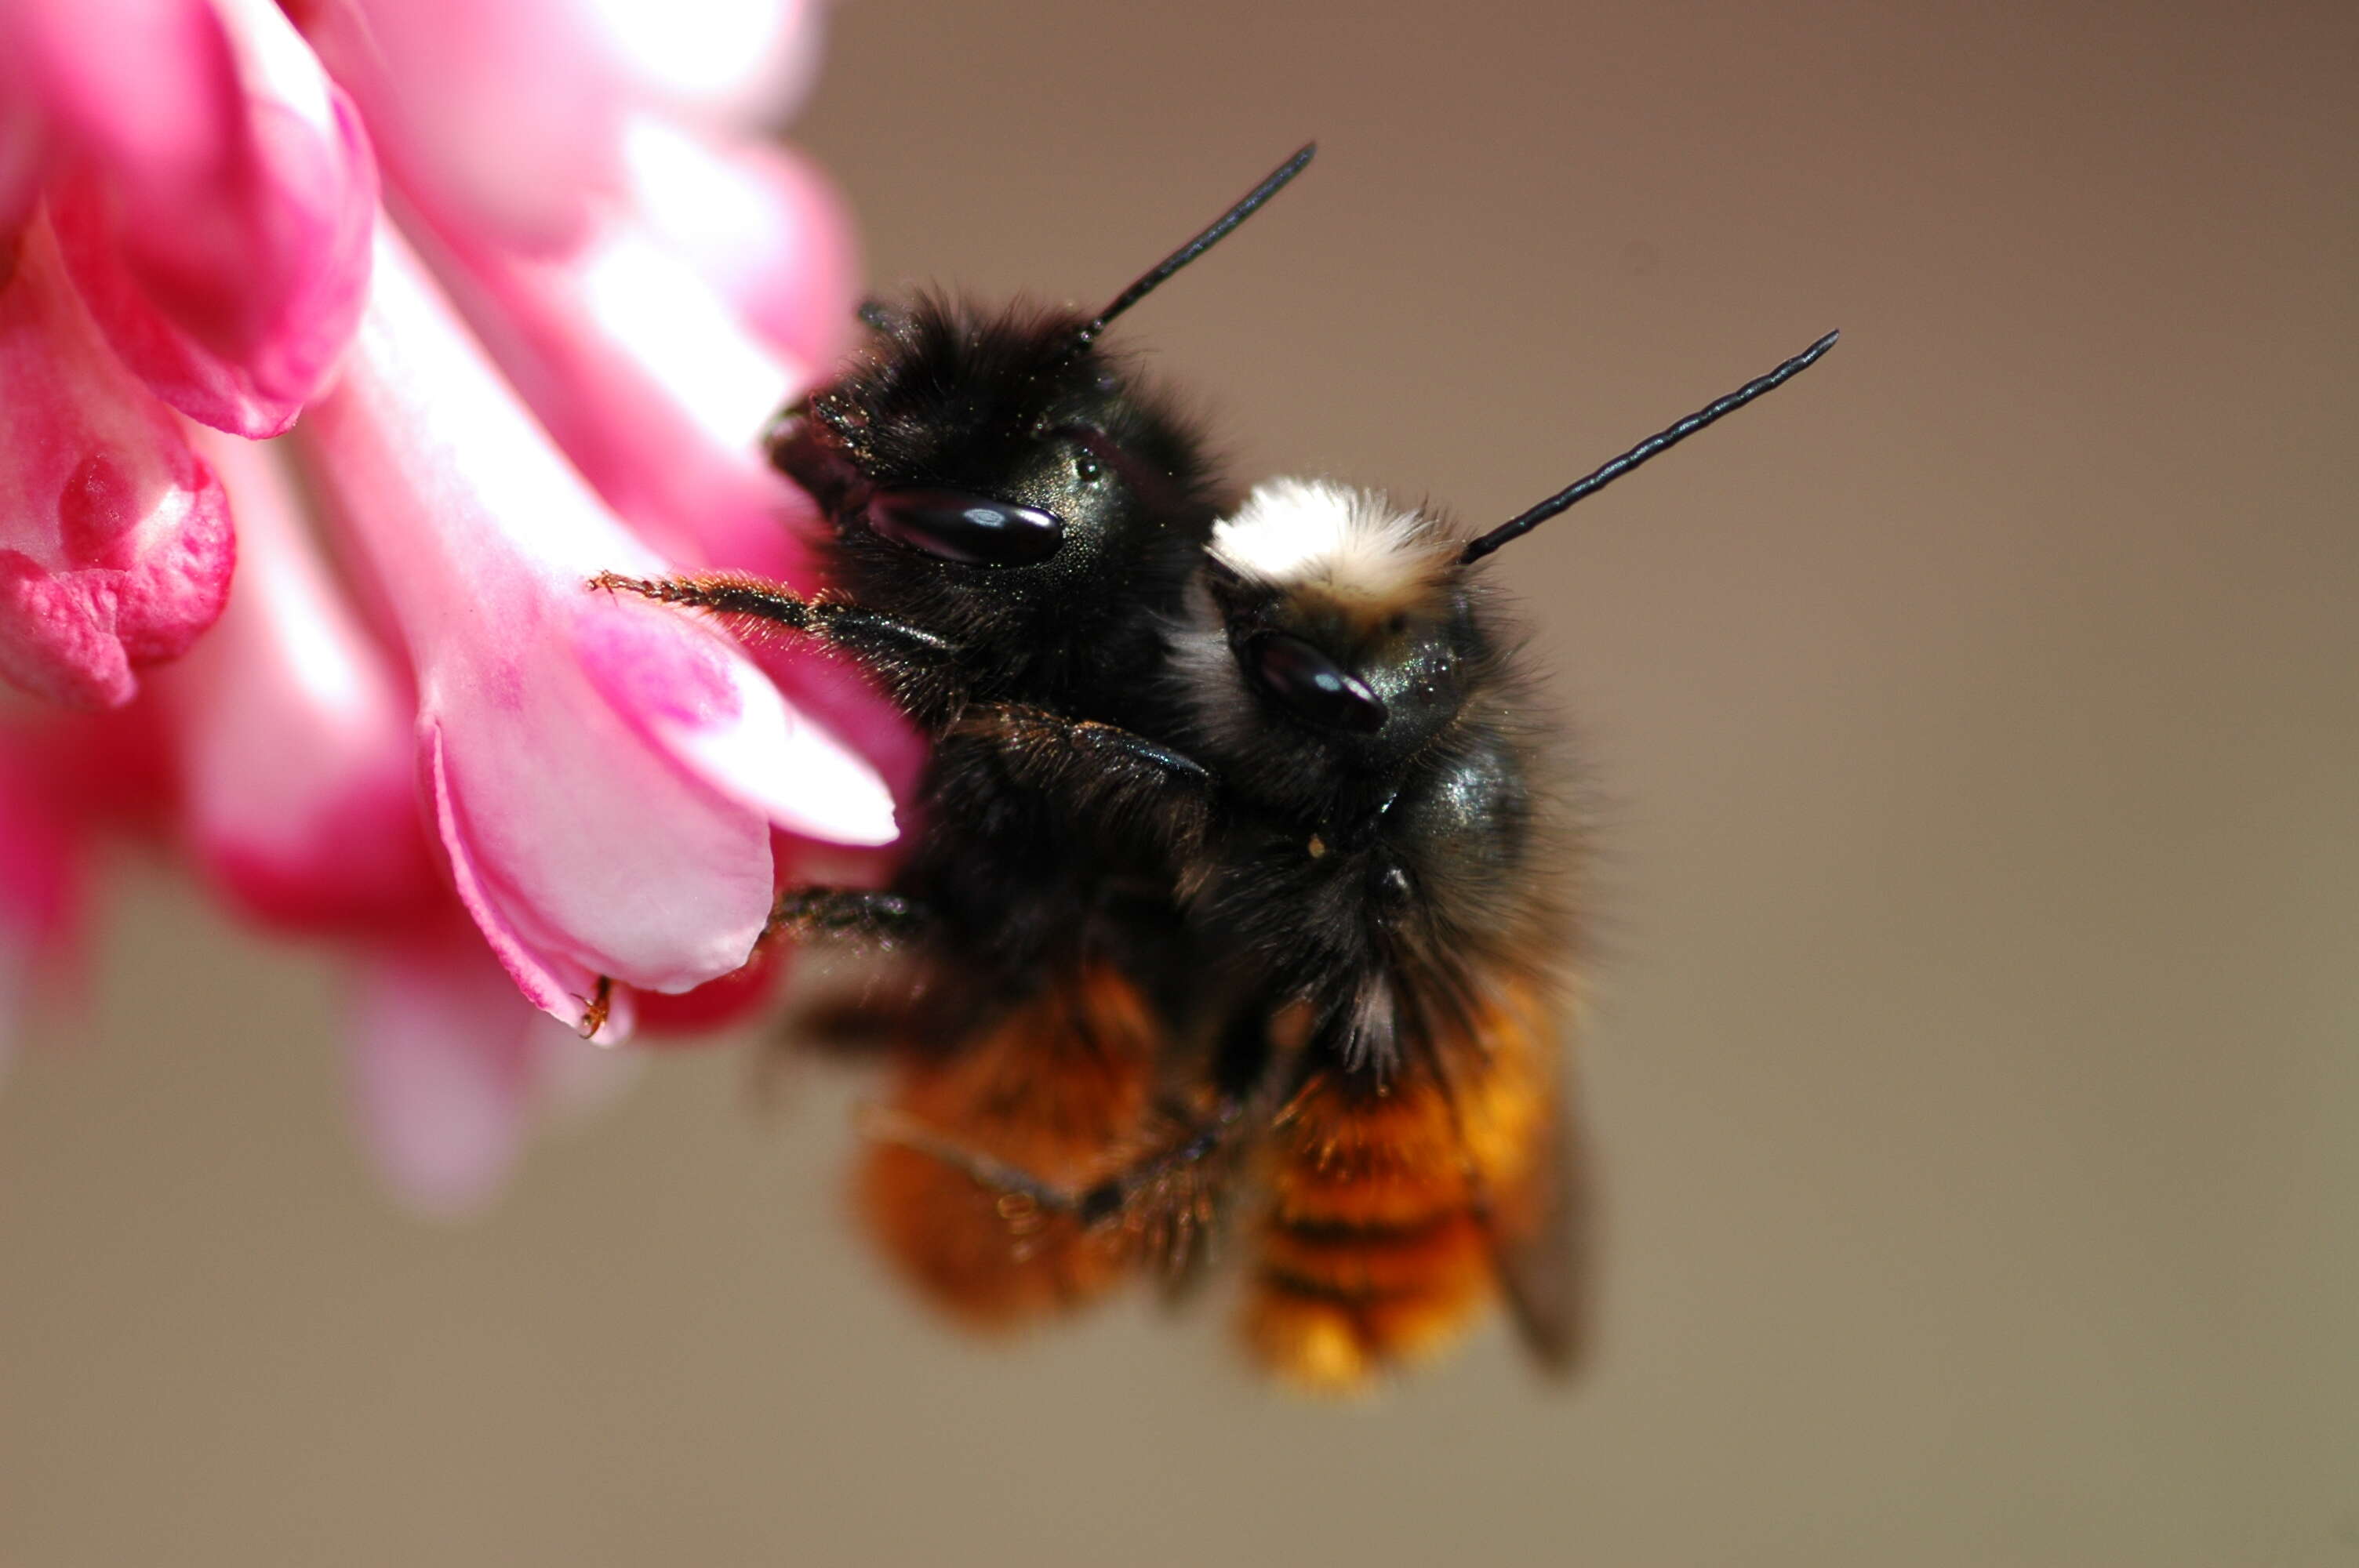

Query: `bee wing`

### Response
(1485, 1073, 1594, 1377)
(1420, 978, 1595, 1378)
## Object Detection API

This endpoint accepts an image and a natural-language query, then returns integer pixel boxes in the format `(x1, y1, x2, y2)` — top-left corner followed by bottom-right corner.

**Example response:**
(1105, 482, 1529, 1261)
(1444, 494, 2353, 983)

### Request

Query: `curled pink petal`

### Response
(300, 227, 894, 1034)
(13, 0, 377, 434)
(618, 114, 860, 371)
(159, 425, 438, 931)
(0, 216, 234, 708)
(0, 0, 235, 191)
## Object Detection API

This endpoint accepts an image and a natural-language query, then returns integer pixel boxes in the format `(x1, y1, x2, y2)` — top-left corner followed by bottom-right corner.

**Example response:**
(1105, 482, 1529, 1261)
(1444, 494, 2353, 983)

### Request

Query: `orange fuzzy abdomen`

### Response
(1245, 978, 1558, 1392)
(856, 963, 1162, 1327)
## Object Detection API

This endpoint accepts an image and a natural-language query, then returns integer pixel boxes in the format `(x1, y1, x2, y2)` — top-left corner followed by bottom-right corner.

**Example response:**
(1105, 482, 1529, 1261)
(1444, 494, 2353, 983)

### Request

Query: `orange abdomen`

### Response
(1245, 979, 1559, 1392)
(856, 964, 1162, 1328)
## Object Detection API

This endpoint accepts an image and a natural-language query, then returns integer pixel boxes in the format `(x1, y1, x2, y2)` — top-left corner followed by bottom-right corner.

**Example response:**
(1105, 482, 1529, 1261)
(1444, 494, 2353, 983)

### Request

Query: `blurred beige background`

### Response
(5, 0, 2356, 1563)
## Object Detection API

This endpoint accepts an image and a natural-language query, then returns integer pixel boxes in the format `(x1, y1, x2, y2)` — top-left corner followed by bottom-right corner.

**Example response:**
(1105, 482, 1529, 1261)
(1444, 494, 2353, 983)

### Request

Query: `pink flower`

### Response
(0, 215, 235, 708)
(308, 0, 818, 254)
(410, 178, 812, 579)
(158, 423, 439, 931)
(300, 228, 896, 1037)
(0, 0, 904, 1206)
(0, 735, 85, 1082)
(0, 0, 376, 437)
(619, 117, 857, 373)
(0, 0, 375, 710)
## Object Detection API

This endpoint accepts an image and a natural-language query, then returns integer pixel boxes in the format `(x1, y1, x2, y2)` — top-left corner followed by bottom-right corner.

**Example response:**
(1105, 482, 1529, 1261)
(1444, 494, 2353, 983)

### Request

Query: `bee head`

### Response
(761, 145, 1315, 661)
(771, 296, 1209, 559)
(1178, 481, 1485, 794)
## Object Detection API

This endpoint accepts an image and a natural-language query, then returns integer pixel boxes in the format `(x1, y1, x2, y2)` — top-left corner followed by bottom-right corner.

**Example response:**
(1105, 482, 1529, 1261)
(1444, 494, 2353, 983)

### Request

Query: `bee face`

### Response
(752, 147, 1318, 712)
(762, 299, 1223, 704)
(1224, 580, 1476, 752)
(1174, 479, 1485, 788)
(771, 307, 1147, 565)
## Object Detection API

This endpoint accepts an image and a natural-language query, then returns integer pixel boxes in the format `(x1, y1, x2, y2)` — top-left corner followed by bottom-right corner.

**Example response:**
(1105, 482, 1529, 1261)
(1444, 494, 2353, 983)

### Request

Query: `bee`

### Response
(597, 141, 1837, 1388)
(879, 335, 1840, 1390)
(594, 147, 1317, 1322)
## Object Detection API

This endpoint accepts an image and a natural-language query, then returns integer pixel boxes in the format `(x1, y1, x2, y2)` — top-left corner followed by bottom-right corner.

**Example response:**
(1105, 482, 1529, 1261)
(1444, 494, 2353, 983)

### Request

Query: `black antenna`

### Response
(1069, 143, 1317, 353)
(1458, 328, 1841, 564)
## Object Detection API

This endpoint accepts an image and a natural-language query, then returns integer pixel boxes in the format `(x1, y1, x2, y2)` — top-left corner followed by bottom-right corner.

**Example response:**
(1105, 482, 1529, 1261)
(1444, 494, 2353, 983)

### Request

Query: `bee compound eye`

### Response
(1243, 633, 1389, 734)
(863, 488, 1067, 566)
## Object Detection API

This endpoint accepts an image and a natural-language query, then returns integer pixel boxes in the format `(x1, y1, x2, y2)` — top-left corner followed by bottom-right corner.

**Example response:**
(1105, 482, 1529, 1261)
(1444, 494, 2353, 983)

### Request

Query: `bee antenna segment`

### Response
(1069, 143, 1317, 354)
(1458, 328, 1841, 564)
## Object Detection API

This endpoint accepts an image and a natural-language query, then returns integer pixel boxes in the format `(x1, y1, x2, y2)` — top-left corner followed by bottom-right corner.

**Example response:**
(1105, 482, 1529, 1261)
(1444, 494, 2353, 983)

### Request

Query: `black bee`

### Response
(595, 147, 1317, 1323)
(874, 335, 1841, 1390)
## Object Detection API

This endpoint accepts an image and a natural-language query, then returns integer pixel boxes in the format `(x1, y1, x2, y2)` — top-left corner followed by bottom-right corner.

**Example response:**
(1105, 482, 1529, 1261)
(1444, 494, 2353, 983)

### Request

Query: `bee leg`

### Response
(859, 1094, 1249, 1240)
(766, 887, 929, 949)
(588, 570, 959, 672)
(576, 975, 615, 1039)
(856, 1105, 1089, 1210)
(944, 702, 1215, 851)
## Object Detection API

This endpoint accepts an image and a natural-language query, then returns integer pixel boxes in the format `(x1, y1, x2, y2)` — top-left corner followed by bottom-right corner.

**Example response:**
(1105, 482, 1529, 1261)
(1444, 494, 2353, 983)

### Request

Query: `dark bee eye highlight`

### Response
(1075, 452, 1106, 483)
(1243, 633, 1388, 733)
(863, 488, 1066, 566)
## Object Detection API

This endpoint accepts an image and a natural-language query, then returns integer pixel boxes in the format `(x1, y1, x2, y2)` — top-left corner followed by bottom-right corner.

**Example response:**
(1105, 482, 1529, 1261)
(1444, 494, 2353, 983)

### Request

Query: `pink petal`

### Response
(307, 0, 623, 253)
(409, 129, 918, 804)
(570, 583, 897, 841)
(0, 0, 237, 187)
(0, 735, 86, 1073)
(13, 0, 377, 435)
(0, 99, 43, 246)
(28, 699, 180, 835)
(423, 661, 770, 1009)
(0, 216, 234, 709)
(299, 227, 894, 1033)
(422, 726, 616, 1036)
(747, 639, 930, 812)
(159, 425, 439, 931)
(582, 0, 822, 125)
(617, 115, 860, 372)
(347, 923, 555, 1215)
(410, 193, 816, 576)
(631, 940, 785, 1039)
